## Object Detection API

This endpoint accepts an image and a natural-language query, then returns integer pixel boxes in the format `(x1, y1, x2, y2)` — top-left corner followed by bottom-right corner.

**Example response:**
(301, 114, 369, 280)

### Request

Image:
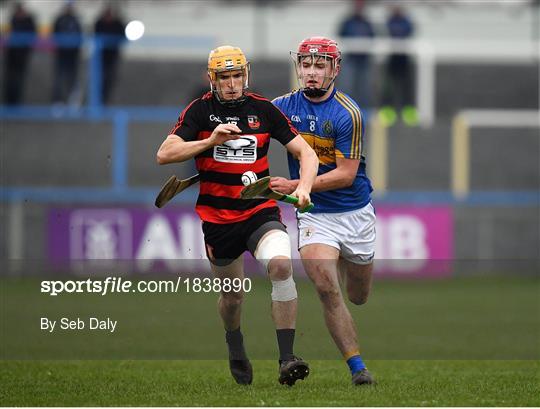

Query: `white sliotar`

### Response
(241, 171, 258, 186)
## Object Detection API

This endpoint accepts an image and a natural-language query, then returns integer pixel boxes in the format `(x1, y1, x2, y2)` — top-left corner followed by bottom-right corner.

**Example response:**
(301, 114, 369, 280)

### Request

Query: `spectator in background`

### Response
(94, 6, 125, 104)
(51, 1, 83, 105)
(3, 2, 37, 105)
(379, 6, 417, 126)
(337, 0, 374, 109)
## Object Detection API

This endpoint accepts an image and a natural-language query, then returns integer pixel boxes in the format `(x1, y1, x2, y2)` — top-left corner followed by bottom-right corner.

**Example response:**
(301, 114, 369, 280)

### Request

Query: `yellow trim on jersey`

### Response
(335, 92, 361, 158)
(300, 132, 336, 165)
(336, 92, 361, 158)
(273, 89, 300, 102)
(335, 92, 362, 159)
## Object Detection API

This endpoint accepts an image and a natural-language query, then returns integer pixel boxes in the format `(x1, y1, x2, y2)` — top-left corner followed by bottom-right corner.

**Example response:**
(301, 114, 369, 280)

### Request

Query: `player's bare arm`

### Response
(271, 157, 359, 194)
(283, 135, 318, 208)
(156, 124, 241, 164)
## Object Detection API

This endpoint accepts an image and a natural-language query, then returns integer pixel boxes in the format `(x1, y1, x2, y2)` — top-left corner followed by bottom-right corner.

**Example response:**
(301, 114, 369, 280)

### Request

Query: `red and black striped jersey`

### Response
(170, 92, 298, 224)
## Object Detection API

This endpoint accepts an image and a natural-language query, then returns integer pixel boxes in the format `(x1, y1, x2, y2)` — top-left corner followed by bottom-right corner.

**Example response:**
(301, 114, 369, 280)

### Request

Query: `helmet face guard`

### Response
(208, 45, 250, 107)
(291, 37, 341, 98)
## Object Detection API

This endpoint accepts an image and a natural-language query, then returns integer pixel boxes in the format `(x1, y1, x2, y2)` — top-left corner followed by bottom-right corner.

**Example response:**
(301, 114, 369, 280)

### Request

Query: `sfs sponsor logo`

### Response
(214, 135, 258, 163)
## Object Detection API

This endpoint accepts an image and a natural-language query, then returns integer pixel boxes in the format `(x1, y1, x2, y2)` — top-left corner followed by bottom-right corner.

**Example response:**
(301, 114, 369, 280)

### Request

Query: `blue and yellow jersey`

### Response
(273, 88, 373, 213)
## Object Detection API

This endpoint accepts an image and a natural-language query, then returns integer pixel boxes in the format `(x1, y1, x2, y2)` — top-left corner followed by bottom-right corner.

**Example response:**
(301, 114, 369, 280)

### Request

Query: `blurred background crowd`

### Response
(1, 0, 422, 123)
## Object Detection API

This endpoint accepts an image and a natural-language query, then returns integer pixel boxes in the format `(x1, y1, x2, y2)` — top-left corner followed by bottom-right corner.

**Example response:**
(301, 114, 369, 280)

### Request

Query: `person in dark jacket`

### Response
(380, 6, 417, 126)
(3, 2, 37, 105)
(51, 2, 83, 104)
(94, 6, 125, 104)
(337, 0, 375, 108)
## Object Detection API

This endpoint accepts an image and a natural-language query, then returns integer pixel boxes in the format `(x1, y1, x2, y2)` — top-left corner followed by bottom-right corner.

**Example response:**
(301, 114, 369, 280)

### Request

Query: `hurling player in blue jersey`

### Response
(272, 37, 376, 385)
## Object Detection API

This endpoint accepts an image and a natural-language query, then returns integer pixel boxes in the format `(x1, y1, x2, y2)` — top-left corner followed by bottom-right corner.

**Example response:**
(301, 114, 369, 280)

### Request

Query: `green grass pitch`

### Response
(1, 360, 538, 406)
(1, 275, 539, 406)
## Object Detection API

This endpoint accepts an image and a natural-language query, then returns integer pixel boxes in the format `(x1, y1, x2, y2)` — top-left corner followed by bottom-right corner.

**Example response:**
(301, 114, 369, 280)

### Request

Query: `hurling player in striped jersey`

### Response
(272, 37, 376, 385)
(157, 45, 318, 386)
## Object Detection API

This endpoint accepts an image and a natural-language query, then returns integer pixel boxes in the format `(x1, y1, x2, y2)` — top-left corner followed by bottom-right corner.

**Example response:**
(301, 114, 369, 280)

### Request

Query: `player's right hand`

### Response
(270, 177, 297, 194)
(209, 124, 241, 146)
(291, 187, 311, 211)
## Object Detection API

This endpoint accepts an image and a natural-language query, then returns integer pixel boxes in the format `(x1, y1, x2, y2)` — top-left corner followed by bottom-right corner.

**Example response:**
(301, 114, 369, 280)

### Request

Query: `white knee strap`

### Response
(271, 275, 297, 302)
(254, 230, 296, 301)
(254, 230, 292, 270)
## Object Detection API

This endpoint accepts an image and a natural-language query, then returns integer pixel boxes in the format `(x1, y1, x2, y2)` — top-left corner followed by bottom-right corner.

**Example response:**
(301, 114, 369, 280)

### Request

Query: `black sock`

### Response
(276, 328, 295, 362)
(225, 327, 247, 360)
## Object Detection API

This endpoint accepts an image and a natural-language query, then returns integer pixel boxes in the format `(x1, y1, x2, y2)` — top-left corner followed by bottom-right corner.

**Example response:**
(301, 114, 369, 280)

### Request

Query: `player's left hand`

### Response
(291, 188, 311, 211)
(270, 177, 297, 194)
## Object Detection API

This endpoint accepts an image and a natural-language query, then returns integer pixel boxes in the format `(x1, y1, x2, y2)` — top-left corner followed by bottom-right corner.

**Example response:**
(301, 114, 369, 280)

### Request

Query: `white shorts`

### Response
(297, 202, 376, 265)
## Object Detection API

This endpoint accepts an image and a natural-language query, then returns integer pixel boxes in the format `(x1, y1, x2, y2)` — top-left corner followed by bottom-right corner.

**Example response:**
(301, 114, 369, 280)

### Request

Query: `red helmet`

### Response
(291, 37, 341, 97)
(296, 37, 341, 61)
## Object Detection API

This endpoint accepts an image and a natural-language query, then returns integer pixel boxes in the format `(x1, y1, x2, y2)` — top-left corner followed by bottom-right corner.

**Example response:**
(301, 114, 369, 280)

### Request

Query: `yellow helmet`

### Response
(208, 45, 249, 80)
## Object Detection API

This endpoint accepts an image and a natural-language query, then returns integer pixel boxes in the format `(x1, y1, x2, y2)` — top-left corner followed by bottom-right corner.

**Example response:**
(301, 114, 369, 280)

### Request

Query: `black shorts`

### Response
(202, 207, 287, 266)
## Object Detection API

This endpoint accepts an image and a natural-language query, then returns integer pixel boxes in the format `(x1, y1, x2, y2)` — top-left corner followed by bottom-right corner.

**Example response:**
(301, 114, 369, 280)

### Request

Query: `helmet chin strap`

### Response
(302, 88, 327, 98)
(211, 81, 248, 107)
(213, 89, 247, 108)
(302, 76, 336, 98)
